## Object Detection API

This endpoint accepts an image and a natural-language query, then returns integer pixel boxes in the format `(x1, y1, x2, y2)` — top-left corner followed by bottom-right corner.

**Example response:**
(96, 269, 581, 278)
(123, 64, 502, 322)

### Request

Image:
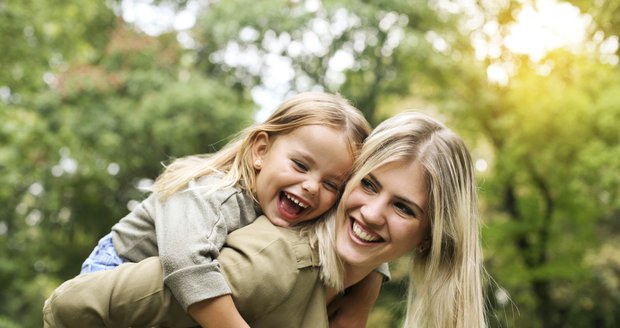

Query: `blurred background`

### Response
(1, 0, 619, 327)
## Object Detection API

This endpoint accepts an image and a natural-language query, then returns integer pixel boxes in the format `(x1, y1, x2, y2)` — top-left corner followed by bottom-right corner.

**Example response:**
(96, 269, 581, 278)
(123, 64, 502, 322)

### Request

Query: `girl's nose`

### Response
(302, 179, 319, 195)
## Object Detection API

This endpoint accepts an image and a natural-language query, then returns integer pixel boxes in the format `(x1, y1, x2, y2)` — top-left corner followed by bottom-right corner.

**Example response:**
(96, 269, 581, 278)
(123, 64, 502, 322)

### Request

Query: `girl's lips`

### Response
(277, 191, 310, 222)
(349, 218, 383, 243)
(283, 191, 309, 209)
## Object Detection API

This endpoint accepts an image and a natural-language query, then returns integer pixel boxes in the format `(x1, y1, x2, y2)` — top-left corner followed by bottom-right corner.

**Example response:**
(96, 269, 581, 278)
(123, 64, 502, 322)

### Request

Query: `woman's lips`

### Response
(350, 218, 383, 243)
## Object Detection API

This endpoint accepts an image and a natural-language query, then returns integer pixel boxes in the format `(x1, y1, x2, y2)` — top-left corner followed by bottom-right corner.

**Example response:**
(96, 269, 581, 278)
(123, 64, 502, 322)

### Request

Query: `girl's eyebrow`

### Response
(327, 170, 349, 187)
(296, 149, 349, 181)
(294, 150, 316, 165)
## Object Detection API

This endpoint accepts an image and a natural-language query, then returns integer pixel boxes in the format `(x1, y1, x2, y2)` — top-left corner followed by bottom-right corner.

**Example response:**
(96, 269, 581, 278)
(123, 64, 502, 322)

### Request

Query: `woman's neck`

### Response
(343, 263, 375, 288)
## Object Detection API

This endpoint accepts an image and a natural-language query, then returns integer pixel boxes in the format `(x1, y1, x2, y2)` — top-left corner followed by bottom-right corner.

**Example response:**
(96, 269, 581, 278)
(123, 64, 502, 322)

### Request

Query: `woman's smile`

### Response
(350, 218, 383, 243)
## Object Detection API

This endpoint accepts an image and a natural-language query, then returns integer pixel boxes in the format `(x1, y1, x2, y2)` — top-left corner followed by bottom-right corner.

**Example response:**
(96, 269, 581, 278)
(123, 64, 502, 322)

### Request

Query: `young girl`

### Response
(77, 91, 376, 326)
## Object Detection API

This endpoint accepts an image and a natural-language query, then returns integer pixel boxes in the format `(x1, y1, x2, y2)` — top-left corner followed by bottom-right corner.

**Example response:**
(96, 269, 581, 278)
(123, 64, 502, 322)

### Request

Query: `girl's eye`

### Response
(360, 177, 376, 193)
(323, 181, 339, 192)
(394, 202, 416, 218)
(293, 160, 308, 172)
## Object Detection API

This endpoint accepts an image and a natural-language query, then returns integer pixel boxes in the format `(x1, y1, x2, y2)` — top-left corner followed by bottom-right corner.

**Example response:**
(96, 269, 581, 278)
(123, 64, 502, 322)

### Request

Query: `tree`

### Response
(412, 4, 620, 324)
(3, 0, 620, 327)
(0, 0, 117, 98)
(189, 0, 448, 124)
(479, 51, 620, 327)
(0, 19, 254, 326)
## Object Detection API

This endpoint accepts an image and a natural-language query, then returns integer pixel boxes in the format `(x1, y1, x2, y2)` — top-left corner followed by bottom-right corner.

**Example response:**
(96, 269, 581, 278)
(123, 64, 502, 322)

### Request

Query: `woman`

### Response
(43, 111, 486, 328)
(318, 111, 486, 327)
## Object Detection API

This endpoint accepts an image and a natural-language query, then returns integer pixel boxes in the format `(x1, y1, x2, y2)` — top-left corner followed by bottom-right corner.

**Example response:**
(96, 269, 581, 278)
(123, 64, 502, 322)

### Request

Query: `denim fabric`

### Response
(80, 233, 125, 274)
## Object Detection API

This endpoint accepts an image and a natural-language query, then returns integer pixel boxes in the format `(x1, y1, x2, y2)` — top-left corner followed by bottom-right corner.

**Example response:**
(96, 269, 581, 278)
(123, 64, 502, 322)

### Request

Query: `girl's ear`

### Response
(251, 132, 270, 170)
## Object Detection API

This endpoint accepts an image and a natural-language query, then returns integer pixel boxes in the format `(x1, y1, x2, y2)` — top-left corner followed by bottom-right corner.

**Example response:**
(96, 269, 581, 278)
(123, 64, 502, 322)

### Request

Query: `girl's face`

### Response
(335, 160, 430, 269)
(252, 125, 353, 227)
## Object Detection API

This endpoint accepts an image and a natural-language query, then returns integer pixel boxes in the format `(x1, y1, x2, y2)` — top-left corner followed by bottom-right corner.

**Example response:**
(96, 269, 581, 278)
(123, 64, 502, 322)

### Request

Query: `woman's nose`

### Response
(360, 198, 385, 226)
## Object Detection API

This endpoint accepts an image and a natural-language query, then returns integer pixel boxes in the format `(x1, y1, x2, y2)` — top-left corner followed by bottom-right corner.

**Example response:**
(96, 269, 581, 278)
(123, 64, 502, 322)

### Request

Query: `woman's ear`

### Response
(416, 238, 431, 253)
(251, 132, 270, 170)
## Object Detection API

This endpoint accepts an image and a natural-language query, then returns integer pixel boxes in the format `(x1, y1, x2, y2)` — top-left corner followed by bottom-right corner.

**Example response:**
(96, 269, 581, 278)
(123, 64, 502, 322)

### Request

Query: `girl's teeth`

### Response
(285, 193, 308, 208)
(352, 221, 380, 242)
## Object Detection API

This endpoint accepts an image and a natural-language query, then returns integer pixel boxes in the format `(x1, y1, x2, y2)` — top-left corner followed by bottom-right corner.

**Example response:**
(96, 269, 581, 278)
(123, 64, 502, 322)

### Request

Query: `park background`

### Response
(1, 0, 619, 327)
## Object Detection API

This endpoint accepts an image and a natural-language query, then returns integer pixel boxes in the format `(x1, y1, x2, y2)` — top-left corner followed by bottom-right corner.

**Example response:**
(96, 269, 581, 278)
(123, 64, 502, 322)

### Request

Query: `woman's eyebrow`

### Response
(367, 173, 381, 189)
(396, 195, 425, 217)
(371, 172, 425, 216)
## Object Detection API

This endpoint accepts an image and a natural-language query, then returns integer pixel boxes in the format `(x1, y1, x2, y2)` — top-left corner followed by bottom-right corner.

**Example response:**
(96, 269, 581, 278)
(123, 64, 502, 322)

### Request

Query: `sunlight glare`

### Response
(475, 159, 489, 173)
(504, 0, 589, 62)
(121, 0, 201, 36)
(487, 63, 510, 86)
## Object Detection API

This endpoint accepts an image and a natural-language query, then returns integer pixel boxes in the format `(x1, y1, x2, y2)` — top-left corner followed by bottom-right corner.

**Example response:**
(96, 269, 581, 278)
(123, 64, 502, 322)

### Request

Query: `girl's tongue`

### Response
(279, 192, 304, 216)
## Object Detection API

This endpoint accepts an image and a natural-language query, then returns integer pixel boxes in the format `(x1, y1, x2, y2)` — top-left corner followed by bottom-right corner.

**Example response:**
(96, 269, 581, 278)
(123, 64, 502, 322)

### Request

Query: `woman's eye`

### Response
(293, 160, 308, 172)
(394, 202, 416, 217)
(360, 177, 376, 193)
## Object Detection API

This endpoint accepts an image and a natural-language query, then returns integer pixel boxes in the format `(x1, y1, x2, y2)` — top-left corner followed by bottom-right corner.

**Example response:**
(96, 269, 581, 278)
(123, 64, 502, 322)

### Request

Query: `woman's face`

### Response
(335, 160, 430, 269)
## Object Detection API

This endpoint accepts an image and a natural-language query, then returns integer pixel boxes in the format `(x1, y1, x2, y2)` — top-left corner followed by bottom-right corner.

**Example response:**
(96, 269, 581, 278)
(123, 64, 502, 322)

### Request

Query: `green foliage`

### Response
(2, 0, 620, 327)
(0, 14, 254, 326)
(569, 0, 620, 42)
(464, 51, 620, 327)
(0, 0, 116, 96)
(192, 0, 447, 124)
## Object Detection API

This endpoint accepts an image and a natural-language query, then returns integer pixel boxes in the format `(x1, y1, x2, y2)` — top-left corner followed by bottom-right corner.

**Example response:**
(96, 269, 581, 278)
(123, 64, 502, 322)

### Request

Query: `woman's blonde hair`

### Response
(315, 111, 486, 327)
(152, 92, 371, 201)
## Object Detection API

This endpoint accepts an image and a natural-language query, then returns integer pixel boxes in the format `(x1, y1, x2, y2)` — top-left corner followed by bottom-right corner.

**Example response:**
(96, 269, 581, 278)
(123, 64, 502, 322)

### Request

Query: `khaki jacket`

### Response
(43, 216, 328, 328)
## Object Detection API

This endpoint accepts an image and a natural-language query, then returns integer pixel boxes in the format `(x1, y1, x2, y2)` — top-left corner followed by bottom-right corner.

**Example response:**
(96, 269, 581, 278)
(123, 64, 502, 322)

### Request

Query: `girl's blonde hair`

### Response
(152, 92, 371, 201)
(315, 111, 486, 327)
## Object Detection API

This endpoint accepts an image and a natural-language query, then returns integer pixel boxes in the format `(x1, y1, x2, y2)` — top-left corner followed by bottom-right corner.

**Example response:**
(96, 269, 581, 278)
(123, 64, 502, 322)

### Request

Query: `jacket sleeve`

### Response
(217, 217, 300, 322)
(42, 257, 196, 328)
(217, 216, 327, 328)
(154, 185, 254, 311)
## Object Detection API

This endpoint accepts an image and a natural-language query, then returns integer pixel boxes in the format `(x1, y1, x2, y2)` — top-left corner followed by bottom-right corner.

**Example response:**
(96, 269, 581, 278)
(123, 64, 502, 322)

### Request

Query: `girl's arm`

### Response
(151, 178, 256, 312)
(43, 258, 251, 328)
(43, 257, 196, 328)
(44, 217, 325, 328)
(188, 295, 250, 328)
(327, 271, 383, 328)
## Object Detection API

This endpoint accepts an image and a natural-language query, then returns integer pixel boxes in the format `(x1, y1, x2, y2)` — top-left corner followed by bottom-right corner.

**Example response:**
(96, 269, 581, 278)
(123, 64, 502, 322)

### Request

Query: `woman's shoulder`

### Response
(219, 217, 324, 325)
(224, 216, 318, 266)
(220, 216, 320, 293)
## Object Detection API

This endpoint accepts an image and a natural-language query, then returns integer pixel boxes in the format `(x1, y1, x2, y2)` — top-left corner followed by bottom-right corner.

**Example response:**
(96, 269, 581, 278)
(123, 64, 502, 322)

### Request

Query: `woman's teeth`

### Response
(352, 221, 380, 242)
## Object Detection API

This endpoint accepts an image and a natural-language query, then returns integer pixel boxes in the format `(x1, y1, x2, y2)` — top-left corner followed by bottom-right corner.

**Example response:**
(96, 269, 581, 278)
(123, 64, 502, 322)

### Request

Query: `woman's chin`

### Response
(336, 239, 372, 268)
